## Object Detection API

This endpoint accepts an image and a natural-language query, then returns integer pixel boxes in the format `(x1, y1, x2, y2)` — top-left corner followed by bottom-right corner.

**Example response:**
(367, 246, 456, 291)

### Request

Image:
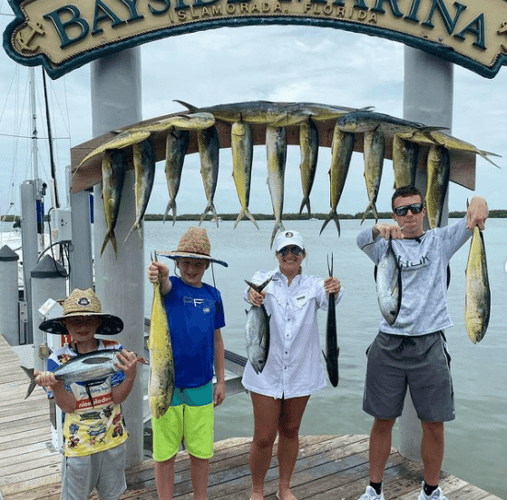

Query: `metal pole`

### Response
(67, 164, 93, 291)
(90, 47, 144, 468)
(400, 46, 453, 460)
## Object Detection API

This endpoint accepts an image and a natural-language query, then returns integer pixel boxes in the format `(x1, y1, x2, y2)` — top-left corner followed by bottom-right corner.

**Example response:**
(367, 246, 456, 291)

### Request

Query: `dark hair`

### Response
(391, 185, 424, 210)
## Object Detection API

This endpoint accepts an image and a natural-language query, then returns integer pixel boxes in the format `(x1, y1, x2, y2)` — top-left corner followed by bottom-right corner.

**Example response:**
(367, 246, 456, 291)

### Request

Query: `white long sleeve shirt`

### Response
(241, 268, 343, 399)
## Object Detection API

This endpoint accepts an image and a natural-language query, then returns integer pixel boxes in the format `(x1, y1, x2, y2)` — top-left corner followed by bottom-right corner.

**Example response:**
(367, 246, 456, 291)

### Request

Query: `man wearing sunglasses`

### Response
(356, 185, 488, 500)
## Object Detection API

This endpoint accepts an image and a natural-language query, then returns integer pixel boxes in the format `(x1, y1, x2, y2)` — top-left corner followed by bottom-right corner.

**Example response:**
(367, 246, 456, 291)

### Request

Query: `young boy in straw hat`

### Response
(34, 288, 141, 500)
(147, 226, 227, 500)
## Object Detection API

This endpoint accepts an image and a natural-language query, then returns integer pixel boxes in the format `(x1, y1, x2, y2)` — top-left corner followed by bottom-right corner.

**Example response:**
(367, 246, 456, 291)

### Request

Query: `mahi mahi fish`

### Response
(266, 126, 287, 248)
(298, 117, 319, 218)
(336, 110, 446, 137)
(362, 129, 385, 224)
(323, 254, 339, 387)
(397, 129, 501, 168)
(175, 99, 285, 124)
(426, 144, 450, 229)
(376, 237, 402, 326)
(269, 102, 359, 127)
(164, 129, 190, 224)
(320, 124, 355, 236)
(465, 226, 491, 344)
(148, 265, 175, 419)
(100, 149, 128, 257)
(197, 125, 220, 226)
(78, 130, 151, 170)
(124, 139, 156, 243)
(127, 112, 215, 134)
(244, 277, 272, 374)
(21, 349, 146, 401)
(231, 120, 258, 229)
(392, 134, 419, 189)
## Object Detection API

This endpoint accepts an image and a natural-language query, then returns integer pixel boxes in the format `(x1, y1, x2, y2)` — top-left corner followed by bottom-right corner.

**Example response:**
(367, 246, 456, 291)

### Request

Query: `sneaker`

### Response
(418, 484, 449, 500)
(359, 485, 385, 500)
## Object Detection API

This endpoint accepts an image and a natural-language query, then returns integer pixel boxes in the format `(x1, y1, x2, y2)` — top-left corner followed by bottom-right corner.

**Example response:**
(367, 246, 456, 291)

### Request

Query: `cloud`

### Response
(0, 17, 505, 220)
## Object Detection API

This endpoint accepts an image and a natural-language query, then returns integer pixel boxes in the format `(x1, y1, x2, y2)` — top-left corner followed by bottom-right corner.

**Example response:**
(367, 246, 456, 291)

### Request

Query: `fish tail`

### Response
(270, 220, 285, 249)
(100, 230, 118, 258)
(361, 201, 378, 225)
(123, 223, 140, 244)
(173, 99, 198, 112)
(479, 151, 501, 168)
(298, 197, 312, 218)
(21, 366, 36, 399)
(234, 208, 259, 230)
(200, 203, 219, 227)
(319, 210, 340, 236)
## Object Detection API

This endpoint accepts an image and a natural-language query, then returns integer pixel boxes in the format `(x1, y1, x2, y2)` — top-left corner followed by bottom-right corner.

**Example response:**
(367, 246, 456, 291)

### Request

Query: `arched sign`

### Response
(4, 0, 507, 79)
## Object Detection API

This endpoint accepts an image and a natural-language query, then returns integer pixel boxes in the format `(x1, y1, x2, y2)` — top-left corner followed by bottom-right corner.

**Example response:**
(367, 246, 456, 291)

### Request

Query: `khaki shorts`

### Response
(363, 331, 455, 422)
(152, 381, 214, 461)
(60, 443, 127, 500)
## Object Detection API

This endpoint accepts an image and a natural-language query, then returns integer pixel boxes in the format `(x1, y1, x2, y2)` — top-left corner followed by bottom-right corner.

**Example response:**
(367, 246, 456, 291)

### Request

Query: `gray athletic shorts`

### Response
(363, 331, 455, 422)
(60, 443, 127, 500)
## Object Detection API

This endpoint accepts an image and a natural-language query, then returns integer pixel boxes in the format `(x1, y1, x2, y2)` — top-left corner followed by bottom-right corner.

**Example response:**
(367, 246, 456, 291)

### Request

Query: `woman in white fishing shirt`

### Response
(243, 230, 343, 500)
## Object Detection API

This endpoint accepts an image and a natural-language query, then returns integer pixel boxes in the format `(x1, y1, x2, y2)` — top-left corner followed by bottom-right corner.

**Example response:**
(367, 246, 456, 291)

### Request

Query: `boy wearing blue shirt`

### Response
(147, 226, 227, 500)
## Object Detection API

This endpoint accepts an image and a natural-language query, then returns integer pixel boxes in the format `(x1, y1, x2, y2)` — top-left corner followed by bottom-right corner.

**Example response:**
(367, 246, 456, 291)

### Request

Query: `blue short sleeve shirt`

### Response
(165, 276, 225, 388)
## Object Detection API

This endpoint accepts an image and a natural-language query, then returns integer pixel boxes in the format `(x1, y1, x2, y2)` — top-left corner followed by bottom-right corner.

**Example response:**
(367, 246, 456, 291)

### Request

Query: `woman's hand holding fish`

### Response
(372, 223, 405, 240)
(466, 196, 488, 230)
(324, 276, 341, 295)
(248, 287, 266, 307)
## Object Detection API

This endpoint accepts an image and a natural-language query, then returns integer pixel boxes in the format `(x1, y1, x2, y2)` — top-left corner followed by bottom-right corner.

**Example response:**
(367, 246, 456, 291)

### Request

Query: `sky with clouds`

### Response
(0, 12, 506, 221)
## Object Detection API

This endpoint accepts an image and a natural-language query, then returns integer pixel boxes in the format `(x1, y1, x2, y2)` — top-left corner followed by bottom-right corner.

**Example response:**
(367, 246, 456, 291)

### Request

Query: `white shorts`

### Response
(60, 443, 127, 500)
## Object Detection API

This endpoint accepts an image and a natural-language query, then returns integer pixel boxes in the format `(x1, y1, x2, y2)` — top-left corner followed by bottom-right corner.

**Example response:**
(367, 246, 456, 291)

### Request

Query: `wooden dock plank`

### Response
(0, 335, 503, 500)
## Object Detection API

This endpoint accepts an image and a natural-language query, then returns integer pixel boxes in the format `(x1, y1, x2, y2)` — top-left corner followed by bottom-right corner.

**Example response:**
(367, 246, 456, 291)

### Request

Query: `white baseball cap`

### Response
(275, 230, 305, 252)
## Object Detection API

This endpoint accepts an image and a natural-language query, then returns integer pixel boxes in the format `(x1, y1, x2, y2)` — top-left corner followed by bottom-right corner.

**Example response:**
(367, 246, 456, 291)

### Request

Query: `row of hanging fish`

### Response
(77, 101, 501, 256)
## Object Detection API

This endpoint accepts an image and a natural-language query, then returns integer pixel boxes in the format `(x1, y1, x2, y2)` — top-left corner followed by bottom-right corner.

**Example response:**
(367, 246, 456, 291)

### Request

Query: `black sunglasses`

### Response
(393, 203, 424, 217)
(277, 245, 304, 257)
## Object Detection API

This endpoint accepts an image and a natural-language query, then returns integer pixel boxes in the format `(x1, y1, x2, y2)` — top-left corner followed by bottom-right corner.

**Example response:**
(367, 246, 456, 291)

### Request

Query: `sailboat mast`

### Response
(29, 68, 38, 180)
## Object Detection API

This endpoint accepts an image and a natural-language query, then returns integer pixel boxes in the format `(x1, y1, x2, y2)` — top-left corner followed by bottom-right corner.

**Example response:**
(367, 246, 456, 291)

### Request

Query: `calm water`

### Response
(144, 218, 507, 499)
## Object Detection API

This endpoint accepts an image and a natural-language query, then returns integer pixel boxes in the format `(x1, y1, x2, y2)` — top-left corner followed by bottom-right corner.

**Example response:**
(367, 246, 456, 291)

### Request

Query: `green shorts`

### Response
(152, 381, 214, 462)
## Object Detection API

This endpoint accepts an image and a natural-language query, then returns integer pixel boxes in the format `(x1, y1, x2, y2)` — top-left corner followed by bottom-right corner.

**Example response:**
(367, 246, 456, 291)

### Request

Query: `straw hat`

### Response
(39, 288, 124, 336)
(158, 226, 228, 267)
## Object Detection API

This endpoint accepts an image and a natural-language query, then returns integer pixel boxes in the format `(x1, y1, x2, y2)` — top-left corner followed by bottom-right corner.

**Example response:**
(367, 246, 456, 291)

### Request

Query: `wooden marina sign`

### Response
(3, 0, 507, 79)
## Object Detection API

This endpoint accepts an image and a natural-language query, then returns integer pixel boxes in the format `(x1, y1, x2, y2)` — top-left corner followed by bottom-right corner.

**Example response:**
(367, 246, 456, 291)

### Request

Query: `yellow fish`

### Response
(148, 266, 175, 419)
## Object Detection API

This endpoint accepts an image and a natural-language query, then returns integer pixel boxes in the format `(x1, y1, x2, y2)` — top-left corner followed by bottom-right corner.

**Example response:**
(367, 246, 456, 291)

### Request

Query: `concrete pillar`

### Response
(0, 245, 20, 345)
(400, 47, 453, 460)
(90, 47, 144, 467)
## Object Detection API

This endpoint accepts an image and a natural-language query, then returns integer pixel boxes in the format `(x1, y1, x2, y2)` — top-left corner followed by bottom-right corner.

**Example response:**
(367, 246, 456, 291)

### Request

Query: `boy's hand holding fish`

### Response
(148, 260, 172, 294)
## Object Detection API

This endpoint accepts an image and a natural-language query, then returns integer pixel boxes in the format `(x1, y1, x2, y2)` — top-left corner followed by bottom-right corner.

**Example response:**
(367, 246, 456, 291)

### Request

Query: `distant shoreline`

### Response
(1, 210, 505, 224)
(144, 209, 507, 222)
